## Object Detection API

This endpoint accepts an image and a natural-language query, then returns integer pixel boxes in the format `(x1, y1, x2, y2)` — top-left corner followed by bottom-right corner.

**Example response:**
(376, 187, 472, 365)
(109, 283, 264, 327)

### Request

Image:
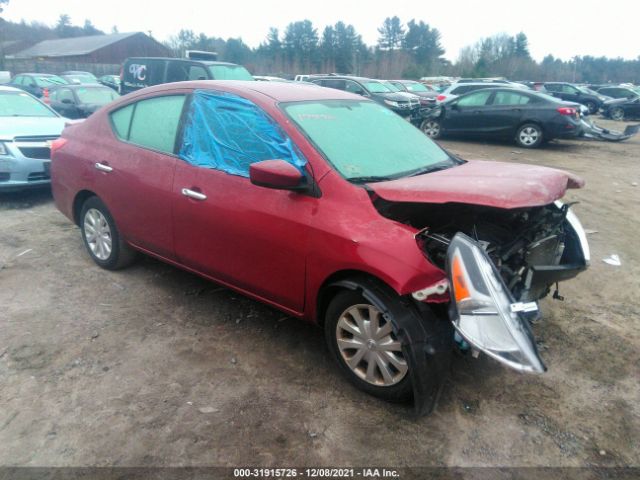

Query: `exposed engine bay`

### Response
(373, 199, 588, 302)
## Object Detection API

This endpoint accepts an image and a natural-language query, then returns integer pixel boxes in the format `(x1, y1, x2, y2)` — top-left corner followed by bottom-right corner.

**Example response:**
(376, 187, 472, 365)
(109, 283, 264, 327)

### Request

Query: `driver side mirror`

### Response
(61, 98, 73, 104)
(250, 159, 309, 193)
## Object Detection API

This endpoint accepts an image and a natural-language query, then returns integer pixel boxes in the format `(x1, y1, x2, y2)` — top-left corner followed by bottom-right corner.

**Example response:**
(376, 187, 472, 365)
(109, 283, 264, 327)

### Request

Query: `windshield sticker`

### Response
(297, 113, 335, 121)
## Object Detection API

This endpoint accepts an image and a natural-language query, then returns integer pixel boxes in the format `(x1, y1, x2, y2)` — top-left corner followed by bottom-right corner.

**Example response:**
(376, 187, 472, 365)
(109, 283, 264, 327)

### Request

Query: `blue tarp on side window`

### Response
(179, 89, 307, 177)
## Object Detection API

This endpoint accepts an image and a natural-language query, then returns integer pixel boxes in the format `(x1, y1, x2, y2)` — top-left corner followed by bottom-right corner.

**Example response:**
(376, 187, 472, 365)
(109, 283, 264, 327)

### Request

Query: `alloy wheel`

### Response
(422, 120, 440, 137)
(335, 304, 408, 387)
(84, 208, 112, 260)
(611, 108, 624, 121)
(519, 126, 540, 146)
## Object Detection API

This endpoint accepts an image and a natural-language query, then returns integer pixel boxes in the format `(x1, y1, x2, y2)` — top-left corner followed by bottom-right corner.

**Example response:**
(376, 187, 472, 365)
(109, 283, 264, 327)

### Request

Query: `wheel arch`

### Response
(72, 190, 98, 226)
(315, 269, 398, 327)
(517, 119, 545, 135)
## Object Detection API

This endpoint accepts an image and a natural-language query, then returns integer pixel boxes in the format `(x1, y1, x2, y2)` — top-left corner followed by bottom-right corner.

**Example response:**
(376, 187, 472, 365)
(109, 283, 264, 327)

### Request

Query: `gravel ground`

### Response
(0, 118, 638, 470)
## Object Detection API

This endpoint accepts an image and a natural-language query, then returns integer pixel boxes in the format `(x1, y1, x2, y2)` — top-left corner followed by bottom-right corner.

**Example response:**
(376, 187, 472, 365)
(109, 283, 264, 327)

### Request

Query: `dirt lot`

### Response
(0, 119, 639, 470)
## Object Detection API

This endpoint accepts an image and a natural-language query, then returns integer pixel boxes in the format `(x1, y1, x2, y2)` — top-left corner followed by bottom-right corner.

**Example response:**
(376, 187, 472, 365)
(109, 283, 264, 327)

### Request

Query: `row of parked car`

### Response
(2, 56, 639, 193)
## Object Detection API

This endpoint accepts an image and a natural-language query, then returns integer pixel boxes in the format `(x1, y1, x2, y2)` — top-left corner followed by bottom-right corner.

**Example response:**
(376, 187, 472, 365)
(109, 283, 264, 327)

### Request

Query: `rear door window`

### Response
(457, 90, 493, 107)
(321, 79, 347, 90)
(344, 81, 365, 94)
(58, 88, 75, 103)
(110, 95, 186, 154)
(188, 65, 209, 80)
(492, 91, 531, 105)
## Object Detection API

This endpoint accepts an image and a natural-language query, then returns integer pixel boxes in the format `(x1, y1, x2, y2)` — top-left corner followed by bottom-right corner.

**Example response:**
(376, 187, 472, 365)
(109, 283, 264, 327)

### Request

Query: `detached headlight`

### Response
(384, 99, 400, 107)
(447, 233, 546, 373)
(0, 142, 12, 156)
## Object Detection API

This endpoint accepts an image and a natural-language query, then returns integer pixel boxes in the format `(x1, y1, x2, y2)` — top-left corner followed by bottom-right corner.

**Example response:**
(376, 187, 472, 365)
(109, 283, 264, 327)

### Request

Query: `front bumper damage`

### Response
(441, 204, 589, 374)
(403, 203, 590, 414)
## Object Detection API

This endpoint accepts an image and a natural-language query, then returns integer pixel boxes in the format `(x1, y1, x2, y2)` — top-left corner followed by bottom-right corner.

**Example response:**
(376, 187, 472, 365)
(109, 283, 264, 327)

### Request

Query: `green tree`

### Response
(282, 20, 319, 72)
(514, 32, 530, 58)
(223, 38, 251, 64)
(320, 25, 336, 70)
(55, 14, 73, 37)
(83, 19, 102, 35)
(0, 0, 10, 69)
(402, 19, 445, 75)
(377, 16, 404, 50)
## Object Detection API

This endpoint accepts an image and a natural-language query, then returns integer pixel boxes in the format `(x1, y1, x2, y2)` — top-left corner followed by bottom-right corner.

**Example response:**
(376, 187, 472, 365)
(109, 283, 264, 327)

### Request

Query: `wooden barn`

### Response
(12, 32, 172, 64)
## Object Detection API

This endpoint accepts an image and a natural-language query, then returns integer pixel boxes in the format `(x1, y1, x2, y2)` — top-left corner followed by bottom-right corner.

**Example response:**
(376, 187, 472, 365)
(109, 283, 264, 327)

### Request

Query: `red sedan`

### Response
(51, 81, 589, 414)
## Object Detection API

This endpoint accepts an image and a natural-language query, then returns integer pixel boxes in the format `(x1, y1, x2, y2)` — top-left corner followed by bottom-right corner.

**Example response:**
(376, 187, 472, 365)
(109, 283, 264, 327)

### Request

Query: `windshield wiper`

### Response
(407, 161, 456, 177)
(347, 175, 394, 184)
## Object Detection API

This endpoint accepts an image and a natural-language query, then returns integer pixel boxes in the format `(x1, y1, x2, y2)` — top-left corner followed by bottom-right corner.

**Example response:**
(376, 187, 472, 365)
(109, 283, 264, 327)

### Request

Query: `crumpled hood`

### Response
(0, 116, 66, 141)
(368, 160, 585, 209)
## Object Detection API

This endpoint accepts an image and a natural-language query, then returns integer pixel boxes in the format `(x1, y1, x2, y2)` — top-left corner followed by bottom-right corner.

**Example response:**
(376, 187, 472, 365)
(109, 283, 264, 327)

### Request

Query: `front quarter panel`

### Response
(304, 171, 446, 322)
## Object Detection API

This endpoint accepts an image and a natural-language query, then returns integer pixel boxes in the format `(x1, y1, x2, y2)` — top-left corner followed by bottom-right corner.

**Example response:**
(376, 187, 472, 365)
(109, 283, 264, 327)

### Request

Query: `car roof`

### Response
(451, 82, 505, 87)
(49, 84, 109, 90)
(124, 57, 238, 67)
(310, 75, 376, 82)
(0, 85, 25, 93)
(122, 80, 363, 103)
(17, 73, 60, 76)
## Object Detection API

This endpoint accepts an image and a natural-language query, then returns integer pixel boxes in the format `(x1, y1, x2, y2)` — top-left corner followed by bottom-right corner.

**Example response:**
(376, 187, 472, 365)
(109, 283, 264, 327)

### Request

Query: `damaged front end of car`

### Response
(381, 199, 590, 374)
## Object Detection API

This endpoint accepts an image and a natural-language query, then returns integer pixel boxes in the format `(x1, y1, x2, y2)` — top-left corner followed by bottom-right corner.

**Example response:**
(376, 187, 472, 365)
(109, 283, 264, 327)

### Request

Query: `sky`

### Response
(3, 0, 639, 62)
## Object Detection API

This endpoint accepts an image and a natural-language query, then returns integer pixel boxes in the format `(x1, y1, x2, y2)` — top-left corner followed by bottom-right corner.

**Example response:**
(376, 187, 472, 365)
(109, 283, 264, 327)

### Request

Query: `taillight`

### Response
(42, 88, 50, 104)
(437, 94, 446, 101)
(50, 138, 68, 157)
(557, 106, 577, 116)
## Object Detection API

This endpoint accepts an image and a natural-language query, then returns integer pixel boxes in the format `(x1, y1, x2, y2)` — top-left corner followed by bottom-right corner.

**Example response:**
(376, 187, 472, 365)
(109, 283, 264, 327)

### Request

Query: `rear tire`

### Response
(515, 123, 543, 148)
(610, 107, 625, 121)
(80, 196, 136, 270)
(584, 101, 597, 114)
(421, 119, 442, 139)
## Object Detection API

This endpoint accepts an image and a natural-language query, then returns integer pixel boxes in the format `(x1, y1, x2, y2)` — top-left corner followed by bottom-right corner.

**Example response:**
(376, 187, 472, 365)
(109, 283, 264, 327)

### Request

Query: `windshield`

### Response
(364, 81, 392, 93)
(208, 65, 254, 80)
(0, 91, 57, 117)
(76, 87, 119, 104)
(406, 82, 430, 92)
(383, 82, 401, 92)
(34, 76, 68, 87)
(283, 100, 454, 181)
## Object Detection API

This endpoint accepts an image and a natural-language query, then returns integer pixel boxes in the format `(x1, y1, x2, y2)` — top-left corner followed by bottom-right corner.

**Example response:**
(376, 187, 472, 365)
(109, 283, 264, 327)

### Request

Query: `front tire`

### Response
(80, 196, 136, 270)
(325, 289, 414, 402)
(515, 123, 543, 148)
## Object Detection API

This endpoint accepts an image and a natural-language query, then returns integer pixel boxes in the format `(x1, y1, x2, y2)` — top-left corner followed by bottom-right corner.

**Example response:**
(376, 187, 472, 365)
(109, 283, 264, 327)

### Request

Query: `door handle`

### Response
(95, 162, 113, 172)
(181, 188, 207, 201)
